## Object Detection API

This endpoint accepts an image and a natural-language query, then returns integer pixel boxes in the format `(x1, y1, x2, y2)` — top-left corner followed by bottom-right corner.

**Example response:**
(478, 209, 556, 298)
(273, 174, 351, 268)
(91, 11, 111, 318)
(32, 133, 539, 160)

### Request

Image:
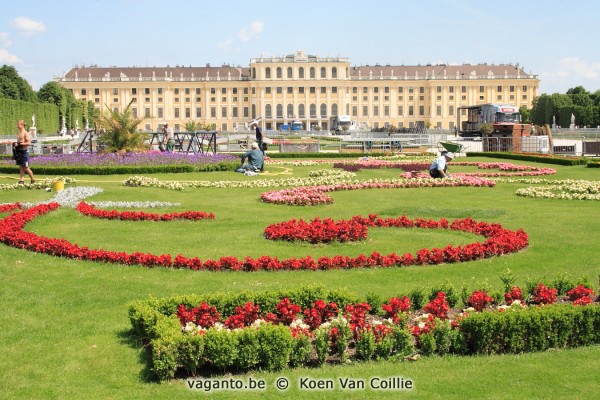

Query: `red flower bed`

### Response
(0, 203, 22, 214)
(76, 202, 215, 221)
(0, 206, 528, 271)
(467, 290, 495, 311)
(264, 217, 368, 243)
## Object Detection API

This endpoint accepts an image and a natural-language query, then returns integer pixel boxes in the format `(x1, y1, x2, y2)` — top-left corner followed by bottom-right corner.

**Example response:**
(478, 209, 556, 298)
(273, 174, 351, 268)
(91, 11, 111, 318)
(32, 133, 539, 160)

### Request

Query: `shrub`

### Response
(289, 331, 312, 368)
(151, 338, 179, 381)
(356, 328, 376, 360)
(314, 327, 330, 367)
(203, 329, 238, 371)
(429, 284, 459, 308)
(432, 319, 452, 355)
(234, 328, 261, 371)
(178, 334, 204, 376)
(391, 326, 415, 356)
(419, 332, 437, 356)
(258, 324, 293, 371)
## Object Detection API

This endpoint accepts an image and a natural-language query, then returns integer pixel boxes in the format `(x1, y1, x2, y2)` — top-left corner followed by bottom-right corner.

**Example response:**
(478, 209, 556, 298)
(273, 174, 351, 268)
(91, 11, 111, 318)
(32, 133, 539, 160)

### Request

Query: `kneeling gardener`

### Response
(429, 151, 454, 178)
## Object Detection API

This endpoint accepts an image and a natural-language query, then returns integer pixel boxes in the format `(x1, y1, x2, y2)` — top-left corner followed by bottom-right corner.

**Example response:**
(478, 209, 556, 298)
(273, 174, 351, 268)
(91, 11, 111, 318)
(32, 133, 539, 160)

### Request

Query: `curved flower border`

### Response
(0, 204, 528, 271)
(76, 202, 215, 221)
(260, 176, 496, 206)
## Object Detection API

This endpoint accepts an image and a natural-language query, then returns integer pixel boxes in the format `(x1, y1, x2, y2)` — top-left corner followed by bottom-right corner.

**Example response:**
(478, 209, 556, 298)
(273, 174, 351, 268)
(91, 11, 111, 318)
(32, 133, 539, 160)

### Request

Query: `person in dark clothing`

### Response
(253, 123, 265, 155)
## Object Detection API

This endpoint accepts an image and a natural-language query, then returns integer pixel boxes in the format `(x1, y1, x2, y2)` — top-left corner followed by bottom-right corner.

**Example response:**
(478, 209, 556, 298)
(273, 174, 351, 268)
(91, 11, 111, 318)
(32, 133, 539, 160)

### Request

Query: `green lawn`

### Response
(1, 157, 599, 399)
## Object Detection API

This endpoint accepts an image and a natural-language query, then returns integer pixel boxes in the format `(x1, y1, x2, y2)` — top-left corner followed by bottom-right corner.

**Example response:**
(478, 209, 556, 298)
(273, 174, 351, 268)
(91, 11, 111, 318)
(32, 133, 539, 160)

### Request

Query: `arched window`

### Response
(265, 67, 271, 79)
(310, 103, 316, 118)
(320, 103, 327, 117)
(331, 103, 338, 116)
(299, 67, 305, 79)
(332, 67, 338, 79)
(298, 104, 305, 118)
(276, 104, 283, 118)
(310, 67, 315, 79)
(320, 67, 326, 78)
(265, 104, 272, 118)
(287, 67, 293, 79)
(287, 103, 294, 118)
(276, 67, 282, 79)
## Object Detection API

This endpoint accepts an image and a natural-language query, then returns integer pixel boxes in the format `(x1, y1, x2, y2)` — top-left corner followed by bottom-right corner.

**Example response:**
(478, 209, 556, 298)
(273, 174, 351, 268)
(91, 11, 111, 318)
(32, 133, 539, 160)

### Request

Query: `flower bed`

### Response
(76, 202, 215, 221)
(260, 176, 496, 206)
(515, 179, 600, 201)
(0, 205, 528, 271)
(129, 284, 600, 381)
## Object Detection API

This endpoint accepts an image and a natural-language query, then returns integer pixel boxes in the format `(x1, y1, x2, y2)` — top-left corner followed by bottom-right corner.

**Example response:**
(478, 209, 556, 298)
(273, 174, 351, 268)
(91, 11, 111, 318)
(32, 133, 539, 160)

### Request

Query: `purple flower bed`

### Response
(13, 152, 238, 167)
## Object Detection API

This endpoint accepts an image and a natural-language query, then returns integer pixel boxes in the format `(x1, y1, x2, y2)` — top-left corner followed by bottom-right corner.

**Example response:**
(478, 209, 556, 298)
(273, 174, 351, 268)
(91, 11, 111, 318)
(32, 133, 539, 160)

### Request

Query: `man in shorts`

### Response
(13, 119, 35, 184)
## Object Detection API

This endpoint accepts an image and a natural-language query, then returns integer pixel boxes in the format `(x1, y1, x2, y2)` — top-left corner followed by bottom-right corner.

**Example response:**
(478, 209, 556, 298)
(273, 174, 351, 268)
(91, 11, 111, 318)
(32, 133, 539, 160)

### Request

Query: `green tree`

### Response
(184, 120, 201, 132)
(97, 100, 147, 152)
(0, 65, 36, 101)
(519, 106, 531, 124)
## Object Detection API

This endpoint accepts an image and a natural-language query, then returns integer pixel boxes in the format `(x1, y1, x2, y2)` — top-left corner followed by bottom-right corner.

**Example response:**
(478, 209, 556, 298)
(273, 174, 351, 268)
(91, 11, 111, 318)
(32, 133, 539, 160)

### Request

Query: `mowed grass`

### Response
(0, 157, 599, 399)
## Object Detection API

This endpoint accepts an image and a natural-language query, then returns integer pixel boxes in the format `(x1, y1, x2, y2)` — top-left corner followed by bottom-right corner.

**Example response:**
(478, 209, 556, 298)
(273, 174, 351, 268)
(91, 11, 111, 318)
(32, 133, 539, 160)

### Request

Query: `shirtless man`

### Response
(13, 119, 35, 184)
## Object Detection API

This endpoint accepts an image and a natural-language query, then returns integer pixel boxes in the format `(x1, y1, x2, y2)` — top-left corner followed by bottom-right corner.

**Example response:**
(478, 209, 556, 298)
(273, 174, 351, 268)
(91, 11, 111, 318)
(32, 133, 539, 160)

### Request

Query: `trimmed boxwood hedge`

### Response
(129, 285, 600, 381)
(466, 151, 588, 166)
(0, 162, 238, 175)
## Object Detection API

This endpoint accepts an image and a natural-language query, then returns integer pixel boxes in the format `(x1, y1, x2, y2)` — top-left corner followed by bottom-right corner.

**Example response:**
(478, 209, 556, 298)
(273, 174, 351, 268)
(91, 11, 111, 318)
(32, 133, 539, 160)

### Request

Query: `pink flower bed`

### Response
(261, 176, 496, 206)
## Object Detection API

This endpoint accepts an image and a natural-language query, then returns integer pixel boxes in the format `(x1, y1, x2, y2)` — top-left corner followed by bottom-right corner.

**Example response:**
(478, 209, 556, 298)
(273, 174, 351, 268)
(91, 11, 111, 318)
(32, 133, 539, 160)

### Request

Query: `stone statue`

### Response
(32, 114, 36, 128)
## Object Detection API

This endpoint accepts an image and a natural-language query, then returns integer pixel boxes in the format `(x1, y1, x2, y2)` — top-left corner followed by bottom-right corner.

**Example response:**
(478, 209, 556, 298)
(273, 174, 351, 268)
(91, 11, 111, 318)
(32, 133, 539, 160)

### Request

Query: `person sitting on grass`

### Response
(429, 151, 454, 178)
(236, 142, 264, 173)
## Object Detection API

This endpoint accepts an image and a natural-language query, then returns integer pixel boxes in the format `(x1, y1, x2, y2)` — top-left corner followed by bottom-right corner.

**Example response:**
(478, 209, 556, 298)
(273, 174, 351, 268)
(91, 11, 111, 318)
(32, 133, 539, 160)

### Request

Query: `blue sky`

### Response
(1, 0, 599, 94)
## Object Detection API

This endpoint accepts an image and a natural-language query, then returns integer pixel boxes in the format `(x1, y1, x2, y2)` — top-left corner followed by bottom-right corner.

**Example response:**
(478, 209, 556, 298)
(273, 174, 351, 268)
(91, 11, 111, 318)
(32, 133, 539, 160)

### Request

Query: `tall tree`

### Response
(0, 65, 36, 101)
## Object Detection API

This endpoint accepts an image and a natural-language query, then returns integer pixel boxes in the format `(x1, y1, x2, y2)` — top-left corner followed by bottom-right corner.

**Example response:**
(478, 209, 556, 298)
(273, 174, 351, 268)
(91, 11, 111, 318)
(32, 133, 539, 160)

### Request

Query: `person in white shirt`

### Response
(429, 151, 454, 178)
(162, 122, 175, 152)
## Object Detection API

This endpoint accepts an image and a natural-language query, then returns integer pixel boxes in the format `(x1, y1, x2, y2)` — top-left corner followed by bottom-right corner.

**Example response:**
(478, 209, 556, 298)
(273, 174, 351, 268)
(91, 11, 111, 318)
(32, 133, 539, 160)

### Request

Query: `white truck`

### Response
(330, 115, 358, 133)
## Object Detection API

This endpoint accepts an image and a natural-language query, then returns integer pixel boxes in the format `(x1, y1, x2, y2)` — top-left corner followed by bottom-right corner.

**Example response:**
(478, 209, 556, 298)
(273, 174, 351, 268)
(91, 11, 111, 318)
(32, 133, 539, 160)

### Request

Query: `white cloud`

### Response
(0, 49, 23, 63)
(541, 57, 600, 93)
(238, 21, 264, 43)
(0, 32, 11, 47)
(10, 17, 46, 37)
(217, 38, 234, 50)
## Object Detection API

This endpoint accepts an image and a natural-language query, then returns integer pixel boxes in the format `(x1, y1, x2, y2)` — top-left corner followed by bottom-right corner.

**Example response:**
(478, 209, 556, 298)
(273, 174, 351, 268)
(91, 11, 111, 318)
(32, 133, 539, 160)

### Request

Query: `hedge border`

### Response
(129, 284, 600, 381)
(0, 161, 238, 175)
(466, 151, 588, 166)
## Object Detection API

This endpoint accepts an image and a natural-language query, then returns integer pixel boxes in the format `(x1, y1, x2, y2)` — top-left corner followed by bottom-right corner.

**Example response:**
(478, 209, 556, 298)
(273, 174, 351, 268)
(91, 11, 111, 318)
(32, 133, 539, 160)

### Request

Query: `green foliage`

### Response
(234, 328, 260, 371)
(0, 65, 36, 102)
(429, 283, 459, 308)
(374, 333, 395, 359)
(97, 100, 147, 152)
(184, 120, 201, 132)
(151, 338, 179, 381)
(257, 324, 292, 371)
(0, 97, 59, 134)
(366, 291, 384, 316)
(355, 329, 376, 360)
(391, 326, 415, 356)
(552, 272, 576, 296)
(409, 287, 426, 310)
(289, 332, 312, 368)
(479, 123, 493, 135)
(460, 305, 600, 355)
(314, 327, 330, 367)
(178, 334, 204, 376)
(500, 268, 517, 292)
(331, 319, 352, 362)
(432, 319, 452, 355)
(419, 332, 437, 356)
(203, 329, 238, 371)
(466, 152, 588, 166)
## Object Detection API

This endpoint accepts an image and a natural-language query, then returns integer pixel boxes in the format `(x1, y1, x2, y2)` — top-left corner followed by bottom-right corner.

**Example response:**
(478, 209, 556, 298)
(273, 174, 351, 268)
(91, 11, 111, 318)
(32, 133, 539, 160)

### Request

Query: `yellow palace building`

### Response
(56, 50, 539, 132)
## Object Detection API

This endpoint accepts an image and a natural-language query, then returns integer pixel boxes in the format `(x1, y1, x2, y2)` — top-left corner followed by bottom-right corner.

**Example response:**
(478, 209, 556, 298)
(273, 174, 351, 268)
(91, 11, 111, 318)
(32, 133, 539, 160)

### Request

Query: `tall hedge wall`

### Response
(0, 98, 60, 135)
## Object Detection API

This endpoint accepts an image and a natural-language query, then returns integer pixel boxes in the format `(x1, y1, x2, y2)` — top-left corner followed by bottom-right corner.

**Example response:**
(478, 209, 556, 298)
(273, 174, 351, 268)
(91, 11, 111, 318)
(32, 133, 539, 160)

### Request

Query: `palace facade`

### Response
(56, 50, 539, 132)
